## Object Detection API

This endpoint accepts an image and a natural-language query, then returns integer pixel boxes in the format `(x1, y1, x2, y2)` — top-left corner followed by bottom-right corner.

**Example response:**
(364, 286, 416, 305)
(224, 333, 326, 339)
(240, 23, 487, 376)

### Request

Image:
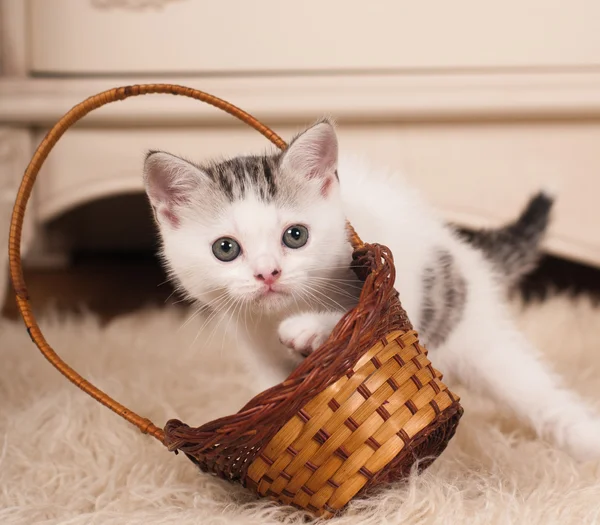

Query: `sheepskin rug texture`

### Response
(2, 294, 600, 525)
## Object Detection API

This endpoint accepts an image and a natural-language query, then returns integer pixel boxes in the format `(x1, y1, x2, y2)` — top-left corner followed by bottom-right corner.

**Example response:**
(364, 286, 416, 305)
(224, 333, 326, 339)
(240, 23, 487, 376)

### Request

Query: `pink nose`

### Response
(255, 268, 281, 285)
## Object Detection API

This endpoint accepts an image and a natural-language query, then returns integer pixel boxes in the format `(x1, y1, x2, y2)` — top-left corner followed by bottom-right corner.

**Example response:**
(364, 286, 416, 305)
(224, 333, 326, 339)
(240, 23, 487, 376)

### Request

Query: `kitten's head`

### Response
(143, 120, 351, 314)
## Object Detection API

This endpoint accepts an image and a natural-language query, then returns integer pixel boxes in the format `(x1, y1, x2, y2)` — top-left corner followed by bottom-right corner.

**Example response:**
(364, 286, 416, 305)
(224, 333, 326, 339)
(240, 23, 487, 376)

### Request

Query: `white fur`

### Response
(147, 125, 600, 461)
(278, 311, 343, 356)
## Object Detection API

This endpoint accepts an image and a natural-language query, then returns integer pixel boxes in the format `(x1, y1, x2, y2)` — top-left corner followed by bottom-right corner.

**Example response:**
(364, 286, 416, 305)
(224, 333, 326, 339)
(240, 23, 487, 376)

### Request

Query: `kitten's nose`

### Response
(255, 268, 281, 285)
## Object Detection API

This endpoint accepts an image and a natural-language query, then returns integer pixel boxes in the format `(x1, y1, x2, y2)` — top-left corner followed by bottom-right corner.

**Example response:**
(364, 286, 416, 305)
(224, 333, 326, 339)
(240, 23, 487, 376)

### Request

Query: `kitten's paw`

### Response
(278, 313, 336, 358)
(563, 419, 600, 462)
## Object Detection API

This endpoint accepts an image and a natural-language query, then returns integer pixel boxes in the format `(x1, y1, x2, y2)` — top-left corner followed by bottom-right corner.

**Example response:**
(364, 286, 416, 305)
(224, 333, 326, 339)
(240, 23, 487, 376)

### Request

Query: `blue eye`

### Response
(282, 225, 309, 249)
(212, 237, 241, 262)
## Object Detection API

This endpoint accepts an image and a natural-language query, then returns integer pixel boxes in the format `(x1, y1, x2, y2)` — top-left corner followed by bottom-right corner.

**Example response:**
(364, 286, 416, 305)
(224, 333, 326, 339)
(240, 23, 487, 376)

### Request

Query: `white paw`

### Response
(563, 419, 600, 462)
(278, 313, 335, 358)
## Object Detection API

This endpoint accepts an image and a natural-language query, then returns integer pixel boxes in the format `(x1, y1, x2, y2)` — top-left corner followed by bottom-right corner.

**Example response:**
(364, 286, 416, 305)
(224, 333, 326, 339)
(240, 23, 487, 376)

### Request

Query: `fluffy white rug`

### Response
(2, 295, 600, 525)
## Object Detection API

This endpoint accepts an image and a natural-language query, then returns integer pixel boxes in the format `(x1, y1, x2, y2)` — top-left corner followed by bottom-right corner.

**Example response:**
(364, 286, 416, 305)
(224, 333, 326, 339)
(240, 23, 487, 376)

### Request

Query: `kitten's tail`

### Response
(459, 191, 554, 286)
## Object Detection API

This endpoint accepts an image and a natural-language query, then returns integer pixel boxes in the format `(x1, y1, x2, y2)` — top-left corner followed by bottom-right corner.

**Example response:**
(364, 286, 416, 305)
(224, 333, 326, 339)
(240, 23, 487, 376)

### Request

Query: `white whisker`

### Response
(179, 293, 227, 332)
(301, 283, 348, 311)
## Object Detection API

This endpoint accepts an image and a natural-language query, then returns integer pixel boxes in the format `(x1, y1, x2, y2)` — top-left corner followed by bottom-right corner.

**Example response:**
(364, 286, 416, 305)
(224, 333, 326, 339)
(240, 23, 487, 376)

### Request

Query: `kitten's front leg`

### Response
(278, 311, 344, 358)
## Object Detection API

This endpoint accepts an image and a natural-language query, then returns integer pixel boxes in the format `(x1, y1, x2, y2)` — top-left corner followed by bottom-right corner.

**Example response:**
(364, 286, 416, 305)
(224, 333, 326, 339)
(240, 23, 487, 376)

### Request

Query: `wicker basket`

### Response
(8, 84, 463, 519)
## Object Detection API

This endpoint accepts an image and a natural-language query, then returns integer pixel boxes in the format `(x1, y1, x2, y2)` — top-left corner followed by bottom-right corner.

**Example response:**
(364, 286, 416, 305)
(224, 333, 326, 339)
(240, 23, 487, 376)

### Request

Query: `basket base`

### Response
(353, 400, 463, 502)
(181, 401, 462, 519)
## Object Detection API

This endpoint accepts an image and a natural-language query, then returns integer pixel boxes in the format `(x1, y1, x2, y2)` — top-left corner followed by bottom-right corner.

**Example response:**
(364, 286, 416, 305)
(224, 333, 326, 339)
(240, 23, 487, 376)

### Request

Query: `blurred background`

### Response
(1, 0, 600, 320)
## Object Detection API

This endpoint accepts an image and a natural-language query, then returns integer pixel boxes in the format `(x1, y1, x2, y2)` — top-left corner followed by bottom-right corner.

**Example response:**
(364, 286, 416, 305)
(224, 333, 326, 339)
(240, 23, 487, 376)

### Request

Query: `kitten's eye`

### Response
(282, 225, 309, 249)
(212, 237, 241, 262)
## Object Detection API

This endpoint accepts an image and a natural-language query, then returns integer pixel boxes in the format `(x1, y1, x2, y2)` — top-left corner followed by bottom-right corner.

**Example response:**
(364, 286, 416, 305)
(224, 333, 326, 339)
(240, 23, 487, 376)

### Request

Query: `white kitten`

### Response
(144, 120, 600, 461)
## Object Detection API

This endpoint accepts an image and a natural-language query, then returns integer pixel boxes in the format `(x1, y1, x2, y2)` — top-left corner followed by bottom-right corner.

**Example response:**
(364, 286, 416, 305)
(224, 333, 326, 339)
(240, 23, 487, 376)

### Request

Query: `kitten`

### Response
(144, 119, 600, 462)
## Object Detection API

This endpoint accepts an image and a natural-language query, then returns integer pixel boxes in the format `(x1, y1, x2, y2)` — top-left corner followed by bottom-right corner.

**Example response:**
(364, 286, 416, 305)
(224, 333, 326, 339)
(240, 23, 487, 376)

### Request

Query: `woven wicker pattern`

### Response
(245, 330, 459, 517)
(8, 84, 463, 519)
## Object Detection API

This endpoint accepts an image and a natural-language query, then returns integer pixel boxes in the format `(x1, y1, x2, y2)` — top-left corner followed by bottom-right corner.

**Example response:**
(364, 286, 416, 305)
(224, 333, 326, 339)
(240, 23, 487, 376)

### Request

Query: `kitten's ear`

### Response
(280, 119, 338, 181)
(143, 151, 207, 228)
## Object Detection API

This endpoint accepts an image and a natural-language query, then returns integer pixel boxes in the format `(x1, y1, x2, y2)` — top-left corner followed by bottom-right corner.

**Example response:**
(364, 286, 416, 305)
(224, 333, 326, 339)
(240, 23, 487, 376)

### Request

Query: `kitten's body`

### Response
(144, 121, 600, 462)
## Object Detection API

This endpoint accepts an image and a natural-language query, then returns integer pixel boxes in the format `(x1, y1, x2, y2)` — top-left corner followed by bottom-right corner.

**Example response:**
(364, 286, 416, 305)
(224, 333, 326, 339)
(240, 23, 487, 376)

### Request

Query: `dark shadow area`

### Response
(519, 254, 600, 303)
(2, 193, 188, 322)
(50, 193, 158, 253)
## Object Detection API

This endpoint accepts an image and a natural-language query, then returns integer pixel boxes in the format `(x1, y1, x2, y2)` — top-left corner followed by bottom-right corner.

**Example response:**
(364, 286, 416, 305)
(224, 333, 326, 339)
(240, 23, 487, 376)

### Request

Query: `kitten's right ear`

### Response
(143, 151, 207, 228)
(280, 119, 338, 181)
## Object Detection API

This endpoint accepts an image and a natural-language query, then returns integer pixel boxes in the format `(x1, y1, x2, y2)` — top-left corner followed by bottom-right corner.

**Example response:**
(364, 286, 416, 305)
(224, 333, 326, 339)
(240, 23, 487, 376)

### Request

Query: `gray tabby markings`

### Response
(458, 192, 553, 286)
(419, 249, 468, 348)
(203, 154, 280, 201)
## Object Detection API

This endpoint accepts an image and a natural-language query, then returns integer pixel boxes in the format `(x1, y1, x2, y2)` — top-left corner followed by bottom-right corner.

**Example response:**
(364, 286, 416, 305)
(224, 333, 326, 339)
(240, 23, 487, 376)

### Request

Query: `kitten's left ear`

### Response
(280, 119, 338, 182)
(143, 151, 207, 228)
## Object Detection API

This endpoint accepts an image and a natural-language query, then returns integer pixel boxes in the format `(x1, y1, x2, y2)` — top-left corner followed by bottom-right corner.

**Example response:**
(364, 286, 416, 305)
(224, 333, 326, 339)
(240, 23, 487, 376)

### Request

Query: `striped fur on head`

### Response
(199, 154, 281, 202)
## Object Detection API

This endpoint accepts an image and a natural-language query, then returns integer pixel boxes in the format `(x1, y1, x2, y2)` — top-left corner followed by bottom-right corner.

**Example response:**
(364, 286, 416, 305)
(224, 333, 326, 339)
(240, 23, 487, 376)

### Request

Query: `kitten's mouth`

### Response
(260, 285, 288, 297)
(251, 285, 292, 309)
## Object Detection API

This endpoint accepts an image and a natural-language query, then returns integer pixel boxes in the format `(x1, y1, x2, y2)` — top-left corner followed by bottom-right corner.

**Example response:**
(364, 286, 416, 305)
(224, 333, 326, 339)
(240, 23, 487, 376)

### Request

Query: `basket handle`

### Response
(8, 84, 363, 443)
